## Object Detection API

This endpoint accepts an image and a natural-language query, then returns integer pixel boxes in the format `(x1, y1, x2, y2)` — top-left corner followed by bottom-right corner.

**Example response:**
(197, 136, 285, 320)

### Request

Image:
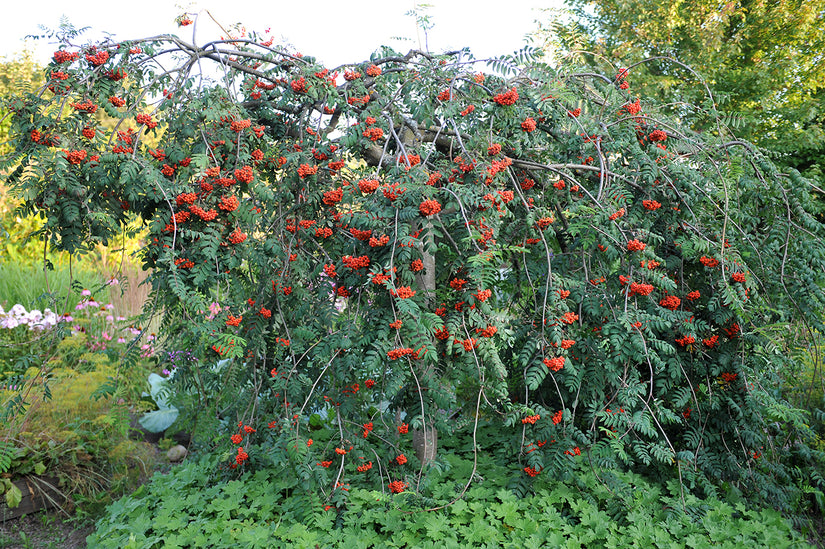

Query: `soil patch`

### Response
(0, 512, 94, 549)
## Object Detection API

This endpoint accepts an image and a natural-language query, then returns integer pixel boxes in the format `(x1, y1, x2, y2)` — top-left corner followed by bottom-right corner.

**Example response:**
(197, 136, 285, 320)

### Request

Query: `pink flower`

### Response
(0, 316, 20, 329)
(207, 302, 222, 320)
(81, 289, 92, 296)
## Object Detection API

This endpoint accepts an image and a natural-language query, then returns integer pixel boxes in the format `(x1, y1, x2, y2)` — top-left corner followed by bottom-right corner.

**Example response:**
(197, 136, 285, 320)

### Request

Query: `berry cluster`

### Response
(419, 199, 442, 217)
(626, 239, 646, 252)
(492, 87, 519, 106)
(543, 357, 565, 372)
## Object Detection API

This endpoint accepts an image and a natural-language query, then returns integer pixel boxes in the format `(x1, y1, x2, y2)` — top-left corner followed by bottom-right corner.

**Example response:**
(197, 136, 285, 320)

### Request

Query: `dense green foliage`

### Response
(87, 435, 810, 548)
(560, 0, 825, 196)
(2, 15, 825, 534)
(0, 52, 42, 156)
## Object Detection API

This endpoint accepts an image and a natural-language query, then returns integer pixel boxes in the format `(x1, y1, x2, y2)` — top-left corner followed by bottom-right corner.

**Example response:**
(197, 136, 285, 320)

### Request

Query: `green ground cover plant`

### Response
(88, 428, 811, 548)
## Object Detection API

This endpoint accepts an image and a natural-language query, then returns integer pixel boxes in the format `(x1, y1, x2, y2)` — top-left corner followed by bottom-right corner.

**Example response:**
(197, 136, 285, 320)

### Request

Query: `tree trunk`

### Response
(412, 218, 438, 465)
(412, 424, 438, 465)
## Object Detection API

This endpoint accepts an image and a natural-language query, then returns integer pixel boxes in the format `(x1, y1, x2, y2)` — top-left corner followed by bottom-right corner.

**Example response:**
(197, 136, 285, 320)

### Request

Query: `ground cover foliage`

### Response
(2, 14, 825, 541)
(87, 428, 810, 548)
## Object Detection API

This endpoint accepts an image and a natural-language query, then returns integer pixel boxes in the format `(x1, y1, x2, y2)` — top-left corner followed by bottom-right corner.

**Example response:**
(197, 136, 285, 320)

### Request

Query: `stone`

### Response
(166, 445, 188, 462)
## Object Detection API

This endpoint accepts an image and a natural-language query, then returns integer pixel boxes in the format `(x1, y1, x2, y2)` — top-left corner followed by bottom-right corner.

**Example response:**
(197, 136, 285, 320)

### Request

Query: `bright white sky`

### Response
(2, 0, 563, 67)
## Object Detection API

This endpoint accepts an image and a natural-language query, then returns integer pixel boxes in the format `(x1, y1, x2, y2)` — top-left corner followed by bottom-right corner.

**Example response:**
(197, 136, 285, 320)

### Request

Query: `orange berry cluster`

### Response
(543, 357, 565, 372)
(492, 87, 518, 106)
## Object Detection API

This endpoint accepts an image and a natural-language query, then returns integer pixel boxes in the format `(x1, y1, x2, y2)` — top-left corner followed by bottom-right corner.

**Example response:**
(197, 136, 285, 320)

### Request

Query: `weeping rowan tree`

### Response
(3, 22, 825, 511)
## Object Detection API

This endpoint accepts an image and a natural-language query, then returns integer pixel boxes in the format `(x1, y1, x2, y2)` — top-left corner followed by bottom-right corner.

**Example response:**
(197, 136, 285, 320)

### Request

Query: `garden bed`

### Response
(0, 475, 66, 521)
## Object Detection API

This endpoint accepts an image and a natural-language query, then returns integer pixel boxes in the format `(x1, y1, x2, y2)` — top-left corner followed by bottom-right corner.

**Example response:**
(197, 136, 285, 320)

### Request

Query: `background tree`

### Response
(0, 52, 45, 266)
(0, 52, 42, 155)
(550, 0, 825, 493)
(557, 0, 825, 193)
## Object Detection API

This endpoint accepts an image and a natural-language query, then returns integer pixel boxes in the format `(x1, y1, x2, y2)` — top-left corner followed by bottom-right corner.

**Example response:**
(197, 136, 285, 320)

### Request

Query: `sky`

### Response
(1, 0, 564, 68)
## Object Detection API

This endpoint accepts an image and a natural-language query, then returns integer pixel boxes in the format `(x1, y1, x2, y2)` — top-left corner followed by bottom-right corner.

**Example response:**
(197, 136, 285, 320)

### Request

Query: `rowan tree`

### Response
(2, 18, 824, 511)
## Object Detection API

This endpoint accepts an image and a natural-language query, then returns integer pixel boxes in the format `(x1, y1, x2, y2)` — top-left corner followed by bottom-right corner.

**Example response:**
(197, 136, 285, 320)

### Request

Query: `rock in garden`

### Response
(166, 445, 187, 462)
